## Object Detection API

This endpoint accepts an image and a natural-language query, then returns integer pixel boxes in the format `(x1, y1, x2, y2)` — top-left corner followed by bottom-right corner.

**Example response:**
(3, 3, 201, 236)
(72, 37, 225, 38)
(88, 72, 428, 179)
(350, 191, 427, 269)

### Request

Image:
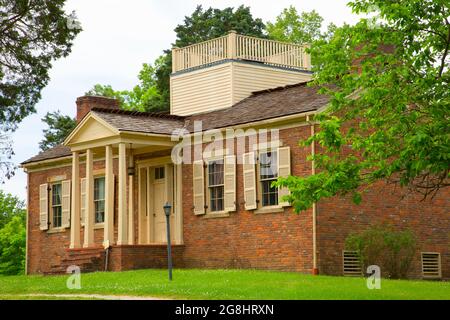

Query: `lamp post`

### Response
(163, 202, 173, 281)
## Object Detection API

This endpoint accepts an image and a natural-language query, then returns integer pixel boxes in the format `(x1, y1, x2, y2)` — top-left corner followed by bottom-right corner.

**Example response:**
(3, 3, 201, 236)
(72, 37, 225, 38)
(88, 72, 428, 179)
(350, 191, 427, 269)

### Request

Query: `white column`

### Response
(174, 163, 183, 244)
(103, 145, 114, 248)
(128, 174, 135, 245)
(70, 151, 81, 248)
(117, 143, 128, 245)
(128, 150, 135, 244)
(83, 149, 95, 247)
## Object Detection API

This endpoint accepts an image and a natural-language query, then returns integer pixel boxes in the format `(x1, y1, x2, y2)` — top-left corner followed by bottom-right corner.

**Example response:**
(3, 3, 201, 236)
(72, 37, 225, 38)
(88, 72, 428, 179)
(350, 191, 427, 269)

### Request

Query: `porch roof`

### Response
(22, 81, 329, 165)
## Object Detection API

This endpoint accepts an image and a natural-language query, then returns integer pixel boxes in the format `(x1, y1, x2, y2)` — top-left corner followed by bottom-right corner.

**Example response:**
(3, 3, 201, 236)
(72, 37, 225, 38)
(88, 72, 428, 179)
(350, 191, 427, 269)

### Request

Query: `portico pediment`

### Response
(64, 113, 119, 147)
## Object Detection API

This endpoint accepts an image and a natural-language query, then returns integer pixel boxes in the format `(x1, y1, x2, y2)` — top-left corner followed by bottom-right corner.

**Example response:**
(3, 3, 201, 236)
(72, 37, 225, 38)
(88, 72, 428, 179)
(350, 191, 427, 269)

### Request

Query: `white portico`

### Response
(64, 107, 184, 249)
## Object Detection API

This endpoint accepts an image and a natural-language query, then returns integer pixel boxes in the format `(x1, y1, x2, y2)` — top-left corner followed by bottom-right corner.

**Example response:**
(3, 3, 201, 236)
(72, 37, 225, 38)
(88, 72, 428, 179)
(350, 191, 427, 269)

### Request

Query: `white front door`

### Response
(138, 162, 176, 244)
(152, 167, 167, 243)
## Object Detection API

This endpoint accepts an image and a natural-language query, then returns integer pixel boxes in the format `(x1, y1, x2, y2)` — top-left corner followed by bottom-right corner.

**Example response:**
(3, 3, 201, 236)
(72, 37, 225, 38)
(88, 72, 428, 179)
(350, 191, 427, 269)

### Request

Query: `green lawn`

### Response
(0, 269, 448, 300)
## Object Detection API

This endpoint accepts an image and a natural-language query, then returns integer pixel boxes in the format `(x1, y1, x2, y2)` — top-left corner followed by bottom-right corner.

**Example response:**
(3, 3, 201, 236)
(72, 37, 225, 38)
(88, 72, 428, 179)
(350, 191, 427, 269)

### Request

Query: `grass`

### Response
(0, 269, 449, 300)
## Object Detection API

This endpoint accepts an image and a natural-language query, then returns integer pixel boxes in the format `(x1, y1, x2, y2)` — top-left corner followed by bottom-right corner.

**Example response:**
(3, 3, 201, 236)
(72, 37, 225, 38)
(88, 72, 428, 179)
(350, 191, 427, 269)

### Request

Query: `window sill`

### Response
(203, 211, 230, 219)
(47, 227, 67, 234)
(254, 206, 285, 215)
(94, 223, 105, 229)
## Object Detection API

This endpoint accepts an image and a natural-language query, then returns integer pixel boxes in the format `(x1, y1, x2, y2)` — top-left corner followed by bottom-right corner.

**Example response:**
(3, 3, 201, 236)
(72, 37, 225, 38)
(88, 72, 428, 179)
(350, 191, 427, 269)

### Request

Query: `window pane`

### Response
(155, 167, 165, 180)
(94, 177, 105, 200)
(260, 152, 278, 180)
(208, 160, 224, 186)
(53, 206, 62, 228)
(261, 180, 278, 207)
(95, 201, 105, 223)
(52, 184, 62, 206)
(210, 186, 224, 212)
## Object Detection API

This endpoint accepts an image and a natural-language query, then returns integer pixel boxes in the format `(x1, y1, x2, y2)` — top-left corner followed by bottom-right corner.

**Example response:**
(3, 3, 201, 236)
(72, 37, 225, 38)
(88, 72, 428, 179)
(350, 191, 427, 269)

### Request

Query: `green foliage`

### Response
(0, 0, 81, 128)
(267, 6, 324, 44)
(86, 59, 168, 113)
(0, 190, 26, 275)
(39, 111, 77, 151)
(173, 5, 266, 48)
(85, 84, 125, 106)
(346, 225, 417, 279)
(0, 216, 26, 275)
(0, 190, 25, 229)
(276, 0, 450, 211)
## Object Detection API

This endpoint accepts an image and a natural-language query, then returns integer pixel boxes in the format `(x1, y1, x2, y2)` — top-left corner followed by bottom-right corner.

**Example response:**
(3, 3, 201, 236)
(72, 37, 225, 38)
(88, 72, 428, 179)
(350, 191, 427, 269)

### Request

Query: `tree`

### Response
(173, 5, 266, 48)
(90, 5, 267, 112)
(39, 111, 77, 151)
(85, 84, 125, 106)
(275, 0, 450, 212)
(0, 190, 25, 229)
(0, 190, 26, 275)
(0, 0, 81, 128)
(0, 0, 81, 182)
(267, 6, 324, 44)
(0, 216, 26, 275)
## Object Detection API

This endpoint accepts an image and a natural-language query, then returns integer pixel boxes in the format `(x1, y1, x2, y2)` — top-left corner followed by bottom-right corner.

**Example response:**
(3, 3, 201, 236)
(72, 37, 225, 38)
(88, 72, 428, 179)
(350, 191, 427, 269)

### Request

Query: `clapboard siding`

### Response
(232, 63, 311, 105)
(171, 63, 232, 115)
(170, 61, 311, 116)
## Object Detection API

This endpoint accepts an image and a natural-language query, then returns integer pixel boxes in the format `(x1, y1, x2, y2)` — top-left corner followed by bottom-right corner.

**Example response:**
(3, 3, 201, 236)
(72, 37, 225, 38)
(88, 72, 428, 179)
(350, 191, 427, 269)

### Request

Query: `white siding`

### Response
(170, 61, 312, 116)
(232, 63, 311, 105)
(171, 63, 232, 116)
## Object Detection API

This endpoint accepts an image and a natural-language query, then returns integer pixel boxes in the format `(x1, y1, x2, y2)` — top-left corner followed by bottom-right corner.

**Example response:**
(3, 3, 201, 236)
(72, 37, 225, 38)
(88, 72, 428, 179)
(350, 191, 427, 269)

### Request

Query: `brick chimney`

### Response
(76, 96, 120, 123)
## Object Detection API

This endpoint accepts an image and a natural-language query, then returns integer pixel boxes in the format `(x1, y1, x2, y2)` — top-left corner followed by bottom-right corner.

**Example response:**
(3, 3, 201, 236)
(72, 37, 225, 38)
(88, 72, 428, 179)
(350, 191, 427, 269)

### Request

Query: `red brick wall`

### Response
(317, 183, 450, 278)
(181, 126, 315, 272)
(108, 245, 185, 271)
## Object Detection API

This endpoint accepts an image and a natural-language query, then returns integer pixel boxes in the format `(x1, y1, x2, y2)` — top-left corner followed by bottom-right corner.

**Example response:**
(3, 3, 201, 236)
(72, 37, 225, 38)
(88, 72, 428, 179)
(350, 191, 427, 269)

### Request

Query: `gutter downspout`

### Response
(307, 115, 319, 275)
(25, 172, 29, 275)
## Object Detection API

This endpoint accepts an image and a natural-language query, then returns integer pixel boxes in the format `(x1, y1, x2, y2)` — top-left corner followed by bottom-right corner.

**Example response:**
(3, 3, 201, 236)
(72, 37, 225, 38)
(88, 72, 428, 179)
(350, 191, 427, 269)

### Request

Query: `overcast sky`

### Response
(2, 0, 361, 201)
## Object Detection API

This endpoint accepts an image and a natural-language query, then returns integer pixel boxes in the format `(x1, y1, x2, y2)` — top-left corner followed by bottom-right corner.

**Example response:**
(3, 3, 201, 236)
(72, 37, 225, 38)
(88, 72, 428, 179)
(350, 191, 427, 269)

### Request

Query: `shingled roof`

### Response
(22, 144, 72, 165)
(186, 82, 328, 132)
(91, 109, 185, 135)
(22, 82, 329, 165)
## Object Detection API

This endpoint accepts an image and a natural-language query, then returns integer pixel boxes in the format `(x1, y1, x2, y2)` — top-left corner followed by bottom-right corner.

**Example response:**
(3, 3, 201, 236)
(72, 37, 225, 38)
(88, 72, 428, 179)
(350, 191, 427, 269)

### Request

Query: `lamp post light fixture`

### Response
(163, 202, 173, 281)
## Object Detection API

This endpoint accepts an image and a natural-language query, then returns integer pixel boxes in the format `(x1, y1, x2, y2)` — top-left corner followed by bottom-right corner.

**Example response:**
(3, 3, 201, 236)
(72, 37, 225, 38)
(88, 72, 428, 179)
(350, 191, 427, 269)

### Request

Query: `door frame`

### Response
(137, 156, 182, 244)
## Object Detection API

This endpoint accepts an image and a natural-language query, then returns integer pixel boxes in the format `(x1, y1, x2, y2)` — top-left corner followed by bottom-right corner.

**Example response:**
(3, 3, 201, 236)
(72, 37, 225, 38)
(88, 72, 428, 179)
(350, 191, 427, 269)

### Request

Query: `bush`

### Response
(345, 224, 416, 279)
(0, 216, 26, 275)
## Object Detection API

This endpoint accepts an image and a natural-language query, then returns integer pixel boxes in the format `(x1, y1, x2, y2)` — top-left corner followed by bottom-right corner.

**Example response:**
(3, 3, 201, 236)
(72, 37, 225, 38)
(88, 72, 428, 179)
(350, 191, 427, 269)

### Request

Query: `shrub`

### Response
(345, 224, 416, 279)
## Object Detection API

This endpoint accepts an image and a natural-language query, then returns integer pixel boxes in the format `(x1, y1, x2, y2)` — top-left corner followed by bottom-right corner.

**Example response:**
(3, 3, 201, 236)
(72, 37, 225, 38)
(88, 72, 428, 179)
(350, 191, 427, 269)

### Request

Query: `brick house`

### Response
(22, 32, 449, 279)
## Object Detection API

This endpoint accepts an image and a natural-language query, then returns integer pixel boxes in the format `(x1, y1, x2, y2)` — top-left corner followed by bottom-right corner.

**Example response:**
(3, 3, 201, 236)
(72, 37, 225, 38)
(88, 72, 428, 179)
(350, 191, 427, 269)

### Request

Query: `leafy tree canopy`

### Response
(0, 216, 26, 275)
(39, 111, 77, 151)
(267, 6, 325, 44)
(275, 0, 450, 212)
(0, 0, 81, 129)
(0, 190, 26, 275)
(0, 190, 25, 229)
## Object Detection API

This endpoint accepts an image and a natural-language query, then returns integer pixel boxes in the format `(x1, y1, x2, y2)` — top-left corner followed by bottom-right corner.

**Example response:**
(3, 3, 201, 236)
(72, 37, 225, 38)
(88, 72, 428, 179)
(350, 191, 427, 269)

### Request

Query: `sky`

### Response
(2, 0, 361, 201)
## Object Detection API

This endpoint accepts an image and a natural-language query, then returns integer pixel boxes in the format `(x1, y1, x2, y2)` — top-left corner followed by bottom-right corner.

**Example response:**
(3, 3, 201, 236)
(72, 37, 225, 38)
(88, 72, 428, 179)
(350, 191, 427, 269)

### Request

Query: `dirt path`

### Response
(16, 293, 168, 300)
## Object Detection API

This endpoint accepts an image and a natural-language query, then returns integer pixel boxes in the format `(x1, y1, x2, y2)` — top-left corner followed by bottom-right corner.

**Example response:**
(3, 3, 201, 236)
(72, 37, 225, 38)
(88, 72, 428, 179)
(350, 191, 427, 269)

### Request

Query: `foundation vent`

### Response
(421, 252, 441, 279)
(343, 250, 362, 276)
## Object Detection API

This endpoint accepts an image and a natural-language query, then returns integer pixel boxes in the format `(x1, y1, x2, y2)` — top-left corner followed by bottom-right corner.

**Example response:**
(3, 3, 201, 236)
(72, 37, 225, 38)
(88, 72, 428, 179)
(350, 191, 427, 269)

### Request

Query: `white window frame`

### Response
(94, 176, 106, 225)
(206, 157, 226, 214)
(50, 182, 63, 229)
(257, 149, 279, 208)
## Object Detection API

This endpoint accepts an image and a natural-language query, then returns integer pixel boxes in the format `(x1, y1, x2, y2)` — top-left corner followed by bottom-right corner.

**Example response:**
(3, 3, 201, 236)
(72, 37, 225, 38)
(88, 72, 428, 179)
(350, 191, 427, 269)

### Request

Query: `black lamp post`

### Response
(163, 202, 173, 281)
